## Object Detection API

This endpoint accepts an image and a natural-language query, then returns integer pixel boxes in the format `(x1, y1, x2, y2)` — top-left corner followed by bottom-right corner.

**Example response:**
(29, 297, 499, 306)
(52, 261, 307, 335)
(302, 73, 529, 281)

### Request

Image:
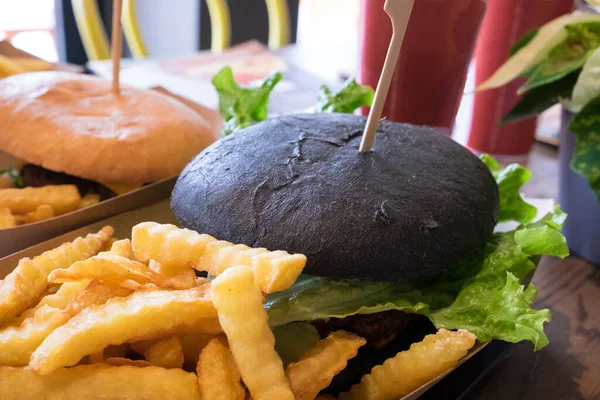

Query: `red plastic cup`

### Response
(358, 0, 486, 134)
(468, 0, 574, 162)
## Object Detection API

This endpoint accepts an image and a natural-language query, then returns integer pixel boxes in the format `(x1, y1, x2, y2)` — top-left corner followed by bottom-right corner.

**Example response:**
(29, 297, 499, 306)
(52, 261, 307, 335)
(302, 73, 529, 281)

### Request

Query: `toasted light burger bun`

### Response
(0, 71, 218, 183)
(172, 113, 499, 282)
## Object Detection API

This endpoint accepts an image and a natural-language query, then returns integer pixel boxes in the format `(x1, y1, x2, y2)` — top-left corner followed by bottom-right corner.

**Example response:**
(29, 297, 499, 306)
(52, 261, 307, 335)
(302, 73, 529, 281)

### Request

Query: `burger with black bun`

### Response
(171, 70, 568, 394)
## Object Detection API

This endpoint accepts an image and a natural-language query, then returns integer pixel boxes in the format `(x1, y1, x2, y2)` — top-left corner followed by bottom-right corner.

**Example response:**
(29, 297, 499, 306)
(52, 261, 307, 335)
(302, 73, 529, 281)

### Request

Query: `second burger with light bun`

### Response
(0, 71, 218, 226)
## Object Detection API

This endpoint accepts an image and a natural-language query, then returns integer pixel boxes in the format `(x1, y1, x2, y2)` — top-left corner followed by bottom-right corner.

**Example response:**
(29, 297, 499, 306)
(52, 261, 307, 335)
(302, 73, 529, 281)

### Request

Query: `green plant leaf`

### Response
(479, 155, 538, 224)
(568, 95, 600, 202)
(478, 12, 600, 91)
(519, 22, 600, 94)
(502, 71, 579, 124)
(315, 78, 374, 114)
(564, 46, 600, 113)
(510, 28, 540, 57)
(212, 66, 283, 136)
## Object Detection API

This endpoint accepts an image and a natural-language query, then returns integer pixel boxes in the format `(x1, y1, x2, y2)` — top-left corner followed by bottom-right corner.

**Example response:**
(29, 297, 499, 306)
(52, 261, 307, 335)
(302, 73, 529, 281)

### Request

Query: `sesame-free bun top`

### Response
(172, 113, 499, 282)
(0, 71, 218, 183)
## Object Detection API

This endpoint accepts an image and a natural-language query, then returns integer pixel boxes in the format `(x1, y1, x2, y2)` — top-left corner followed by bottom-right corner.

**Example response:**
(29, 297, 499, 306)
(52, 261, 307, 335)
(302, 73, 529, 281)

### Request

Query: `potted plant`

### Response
(477, 1, 600, 264)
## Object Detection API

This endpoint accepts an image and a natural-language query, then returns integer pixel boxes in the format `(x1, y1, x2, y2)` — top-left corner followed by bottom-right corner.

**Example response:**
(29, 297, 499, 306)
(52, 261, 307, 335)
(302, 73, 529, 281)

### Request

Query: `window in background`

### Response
(0, 0, 58, 61)
(296, 0, 360, 80)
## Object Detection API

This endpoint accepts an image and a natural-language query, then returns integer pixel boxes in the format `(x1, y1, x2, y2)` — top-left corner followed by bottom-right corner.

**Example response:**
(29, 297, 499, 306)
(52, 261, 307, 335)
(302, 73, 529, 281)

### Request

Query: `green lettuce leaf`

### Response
(266, 206, 568, 349)
(212, 66, 282, 136)
(315, 78, 374, 113)
(567, 95, 600, 202)
(519, 22, 600, 94)
(479, 155, 537, 224)
(502, 71, 579, 124)
(0, 168, 23, 188)
(514, 205, 569, 256)
(430, 273, 550, 350)
(273, 322, 320, 366)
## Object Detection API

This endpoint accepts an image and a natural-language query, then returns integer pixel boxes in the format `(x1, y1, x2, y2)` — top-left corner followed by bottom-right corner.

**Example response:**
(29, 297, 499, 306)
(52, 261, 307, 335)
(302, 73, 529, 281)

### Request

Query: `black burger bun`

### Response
(171, 113, 499, 282)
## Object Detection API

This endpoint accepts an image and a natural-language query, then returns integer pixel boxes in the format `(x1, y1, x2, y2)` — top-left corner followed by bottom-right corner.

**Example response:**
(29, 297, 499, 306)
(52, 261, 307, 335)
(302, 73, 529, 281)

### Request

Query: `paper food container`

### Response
(0, 200, 507, 399)
(0, 40, 83, 74)
(0, 171, 177, 257)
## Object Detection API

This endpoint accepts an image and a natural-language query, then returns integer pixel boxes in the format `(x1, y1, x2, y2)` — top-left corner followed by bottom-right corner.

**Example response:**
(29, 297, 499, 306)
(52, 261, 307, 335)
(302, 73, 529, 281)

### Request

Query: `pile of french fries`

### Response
(0, 222, 476, 400)
(0, 184, 99, 229)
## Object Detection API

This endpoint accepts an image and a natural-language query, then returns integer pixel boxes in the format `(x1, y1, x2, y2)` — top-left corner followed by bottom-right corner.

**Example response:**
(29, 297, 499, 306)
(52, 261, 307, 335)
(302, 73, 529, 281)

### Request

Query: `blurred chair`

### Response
(71, 0, 291, 61)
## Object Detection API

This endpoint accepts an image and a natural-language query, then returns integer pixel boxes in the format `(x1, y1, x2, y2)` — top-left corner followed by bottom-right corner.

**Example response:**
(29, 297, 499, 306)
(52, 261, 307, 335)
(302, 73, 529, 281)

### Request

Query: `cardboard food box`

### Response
(0, 198, 554, 398)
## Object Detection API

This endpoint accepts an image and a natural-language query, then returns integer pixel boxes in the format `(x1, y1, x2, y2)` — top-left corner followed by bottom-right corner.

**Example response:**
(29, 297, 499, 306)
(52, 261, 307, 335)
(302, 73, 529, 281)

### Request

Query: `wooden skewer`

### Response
(111, 0, 123, 94)
(359, 0, 415, 153)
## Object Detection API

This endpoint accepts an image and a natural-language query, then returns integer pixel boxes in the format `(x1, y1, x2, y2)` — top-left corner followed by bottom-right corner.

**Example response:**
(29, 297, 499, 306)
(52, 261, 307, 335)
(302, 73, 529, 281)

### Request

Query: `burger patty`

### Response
(20, 164, 117, 201)
(312, 310, 417, 345)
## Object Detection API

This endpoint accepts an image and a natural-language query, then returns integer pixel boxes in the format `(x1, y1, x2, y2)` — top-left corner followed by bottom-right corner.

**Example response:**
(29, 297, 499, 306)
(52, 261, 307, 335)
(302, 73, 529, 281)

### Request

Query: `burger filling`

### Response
(20, 164, 118, 200)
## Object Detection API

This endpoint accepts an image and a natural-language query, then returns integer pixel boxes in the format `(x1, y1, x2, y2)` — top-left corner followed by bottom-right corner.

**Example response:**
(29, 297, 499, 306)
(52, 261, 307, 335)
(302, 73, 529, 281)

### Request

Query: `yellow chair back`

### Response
(72, 0, 291, 60)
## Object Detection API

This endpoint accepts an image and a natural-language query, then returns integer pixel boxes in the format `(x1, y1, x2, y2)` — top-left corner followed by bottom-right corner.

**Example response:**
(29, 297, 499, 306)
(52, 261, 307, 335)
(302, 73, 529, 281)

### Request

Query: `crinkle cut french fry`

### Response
(0, 365, 201, 400)
(103, 239, 132, 258)
(30, 285, 220, 375)
(202, 243, 306, 293)
(79, 193, 100, 209)
(0, 226, 113, 325)
(0, 282, 89, 367)
(211, 266, 294, 400)
(0, 207, 16, 229)
(144, 336, 185, 369)
(131, 333, 213, 366)
(63, 280, 133, 317)
(24, 204, 54, 224)
(0, 185, 81, 215)
(132, 222, 306, 293)
(13, 281, 90, 326)
(287, 331, 366, 400)
(49, 254, 194, 290)
(132, 222, 216, 271)
(0, 305, 69, 367)
(48, 254, 166, 287)
(149, 260, 197, 290)
(0, 279, 128, 367)
(341, 329, 477, 400)
(196, 337, 245, 400)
